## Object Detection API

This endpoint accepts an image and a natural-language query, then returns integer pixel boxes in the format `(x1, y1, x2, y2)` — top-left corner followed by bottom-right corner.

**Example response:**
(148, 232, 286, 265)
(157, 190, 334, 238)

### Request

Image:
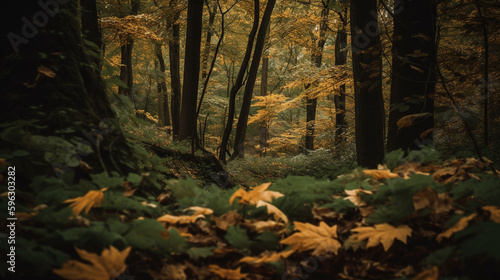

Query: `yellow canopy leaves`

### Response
(351, 224, 412, 251)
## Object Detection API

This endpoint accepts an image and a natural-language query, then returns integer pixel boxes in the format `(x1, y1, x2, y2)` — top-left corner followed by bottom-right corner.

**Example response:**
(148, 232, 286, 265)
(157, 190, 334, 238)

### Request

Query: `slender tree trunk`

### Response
(118, 0, 140, 101)
(218, 0, 260, 162)
(201, 0, 218, 79)
(350, 0, 385, 168)
(154, 42, 170, 127)
(334, 26, 348, 148)
(305, 1, 329, 151)
(231, 0, 276, 160)
(387, 0, 436, 152)
(179, 0, 204, 141)
(475, 0, 489, 146)
(259, 26, 271, 153)
(169, 0, 182, 139)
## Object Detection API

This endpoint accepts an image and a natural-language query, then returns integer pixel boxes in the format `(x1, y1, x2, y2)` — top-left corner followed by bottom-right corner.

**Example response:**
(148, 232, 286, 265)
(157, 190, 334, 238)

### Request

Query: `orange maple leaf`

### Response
(239, 250, 294, 264)
(53, 246, 131, 280)
(351, 223, 412, 251)
(64, 188, 108, 216)
(209, 265, 248, 280)
(363, 169, 399, 180)
(184, 206, 214, 216)
(229, 182, 284, 206)
(436, 213, 476, 242)
(344, 189, 372, 206)
(280, 221, 341, 256)
(157, 213, 205, 224)
(256, 200, 289, 223)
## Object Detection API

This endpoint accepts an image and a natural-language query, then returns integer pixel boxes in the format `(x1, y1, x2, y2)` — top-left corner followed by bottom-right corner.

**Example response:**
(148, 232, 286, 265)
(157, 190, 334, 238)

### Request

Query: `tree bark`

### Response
(387, 0, 436, 152)
(201, 0, 218, 79)
(350, 0, 385, 168)
(168, 0, 182, 139)
(154, 41, 171, 127)
(231, 0, 276, 159)
(179, 0, 204, 141)
(334, 26, 348, 148)
(259, 25, 271, 154)
(218, 0, 260, 162)
(118, 0, 140, 101)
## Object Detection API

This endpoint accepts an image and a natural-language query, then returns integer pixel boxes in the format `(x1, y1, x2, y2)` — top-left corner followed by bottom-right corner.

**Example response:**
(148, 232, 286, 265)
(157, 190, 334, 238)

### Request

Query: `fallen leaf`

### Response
(397, 113, 432, 129)
(483, 206, 500, 223)
(157, 214, 205, 224)
(213, 211, 243, 231)
(53, 246, 131, 280)
(344, 189, 372, 206)
(351, 224, 412, 251)
(229, 182, 284, 206)
(413, 187, 438, 211)
(256, 200, 288, 223)
(412, 266, 439, 280)
(239, 250, 294, 264)
(436, 213, 476, 242)
(280, 221, 341, 256)
(245, 220, 285, 233)
(209, 265, 248, 280)
(184, 206, 213, 216)
(363, 169, 399, 180)
(63, 188, 108, 216)
(38, 65, 57, 78)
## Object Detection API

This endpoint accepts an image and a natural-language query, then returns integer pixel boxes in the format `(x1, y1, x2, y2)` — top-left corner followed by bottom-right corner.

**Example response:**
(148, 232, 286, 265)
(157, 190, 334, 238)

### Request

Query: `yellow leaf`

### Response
(184, 206, 214, 216)
(363, 169, 399, 180)
(280, 222, 341, 256)
(157, 214, 205, 224)
(412, 266, 439, 280)
(436, 213, 476, 242)
(344, 189, 372, 206)
(397, 113, 432, 129)
(229, 182, 283, 206)
(351, 224, 412, 251)
(256, 200, 288, 223)
(239, 250, 294, 264)
(64, 188, 108, 216)
(209, 265, 248, 280)
(53, 246, 131, 280)
(483, 206, 500, 223)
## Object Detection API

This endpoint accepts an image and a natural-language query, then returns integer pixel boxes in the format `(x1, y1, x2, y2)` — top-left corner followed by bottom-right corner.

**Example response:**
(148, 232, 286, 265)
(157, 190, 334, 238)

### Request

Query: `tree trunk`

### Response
(1, 0, 136, 183)
(387, 0, 436, 152)
(334, 27, 348, 148)
(218, 0, 260, 162)
(231, 0, 276, 160)
(350, 0, 385, 168)
(154, 42, 171, 127)
(179, 0, 204, 141)
(259, 25, 271, 153)
(118, 0, 140, 101)
(201, 0, 218, 79)
(305, 2, 329, 151)
(80, 0, 102, 66)
(168, 0, 182, 139)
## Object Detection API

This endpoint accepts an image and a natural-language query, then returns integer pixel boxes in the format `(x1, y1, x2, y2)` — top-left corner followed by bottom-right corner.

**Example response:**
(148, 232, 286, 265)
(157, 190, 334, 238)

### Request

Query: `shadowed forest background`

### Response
(1, 0, 500, 279)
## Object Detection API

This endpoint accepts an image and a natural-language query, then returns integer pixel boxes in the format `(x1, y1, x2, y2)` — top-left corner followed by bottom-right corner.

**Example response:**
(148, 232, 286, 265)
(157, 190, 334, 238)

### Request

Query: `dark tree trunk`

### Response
(118, 0, 140, 101)
(168, 0, 182, 139)
(259, 25, 271, 153)
(1, 1, 136, 183)
(350, 0, 385, 168)
(154, 42, 171, 127)
(334, 27, 348, 148)
(305, 2, 329, 151)
(231, 0, 276, 159)
(179, 0, 203, 141)
(387, 0, 436, 152)
(201, 0, 218, 79)
(80, 0, 102, 64)
(218, 0, 260, 162)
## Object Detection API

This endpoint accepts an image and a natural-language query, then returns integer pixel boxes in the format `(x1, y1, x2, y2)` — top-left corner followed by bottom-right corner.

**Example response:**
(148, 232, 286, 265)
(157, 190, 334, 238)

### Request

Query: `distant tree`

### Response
(118, 0, 140, 101)
(168, 0, 182, 139)
(179, 0, 204, 141)
(231, 0, 276, 159)
(350, 0, 385, 168)
(333, 10, 348, 149)
(387, 0, 436, 152)
(154, 41, 171, 127)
